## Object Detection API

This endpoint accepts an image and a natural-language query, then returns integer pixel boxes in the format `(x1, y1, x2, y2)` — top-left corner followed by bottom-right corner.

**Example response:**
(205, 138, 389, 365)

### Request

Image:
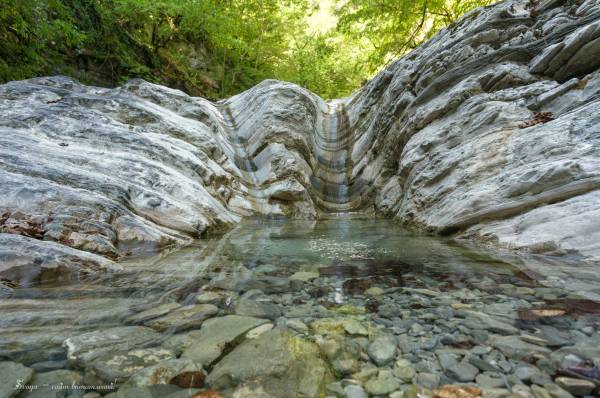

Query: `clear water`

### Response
(2, 215, 600, 394)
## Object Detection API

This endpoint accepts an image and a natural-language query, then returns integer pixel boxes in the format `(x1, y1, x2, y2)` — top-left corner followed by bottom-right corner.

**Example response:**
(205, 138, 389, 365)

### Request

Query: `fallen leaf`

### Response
(518, 308, 566, 320)
(191, 390, 221, 398)
(169, 371, 206, 388)
(434, 384, 482, 398)
(530, 309, 566, 317)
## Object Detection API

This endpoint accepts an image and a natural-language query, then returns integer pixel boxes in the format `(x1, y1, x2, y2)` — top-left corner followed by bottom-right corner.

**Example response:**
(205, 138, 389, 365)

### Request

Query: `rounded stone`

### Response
(344, 384, 368, 398)
(365, 374, 400, 396)
(554, 377, 595, 396)
(367, 335, 397, 366)
(446, 362, 479, 382)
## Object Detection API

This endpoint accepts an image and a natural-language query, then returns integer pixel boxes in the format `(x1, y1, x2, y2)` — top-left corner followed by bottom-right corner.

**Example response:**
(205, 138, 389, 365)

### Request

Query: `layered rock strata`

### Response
(1, 0, 600, 267)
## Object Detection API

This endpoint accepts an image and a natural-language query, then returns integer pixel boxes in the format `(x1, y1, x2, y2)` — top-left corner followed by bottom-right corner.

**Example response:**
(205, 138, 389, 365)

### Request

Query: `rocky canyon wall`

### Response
(1, 0, 600, 277)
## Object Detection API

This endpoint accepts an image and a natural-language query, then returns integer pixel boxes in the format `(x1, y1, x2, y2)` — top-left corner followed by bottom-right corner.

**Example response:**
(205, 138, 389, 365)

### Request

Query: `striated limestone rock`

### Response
(0, 233, 121, 287)
(1, 0, 600, 269)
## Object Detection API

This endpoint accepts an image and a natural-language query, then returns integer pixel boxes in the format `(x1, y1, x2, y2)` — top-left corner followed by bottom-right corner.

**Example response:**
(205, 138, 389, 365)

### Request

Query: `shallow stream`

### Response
(2, 216, 600, 397)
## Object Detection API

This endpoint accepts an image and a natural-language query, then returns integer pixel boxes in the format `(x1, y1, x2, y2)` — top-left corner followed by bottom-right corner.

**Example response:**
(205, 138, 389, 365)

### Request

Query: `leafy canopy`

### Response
(0, 0, 493, 98)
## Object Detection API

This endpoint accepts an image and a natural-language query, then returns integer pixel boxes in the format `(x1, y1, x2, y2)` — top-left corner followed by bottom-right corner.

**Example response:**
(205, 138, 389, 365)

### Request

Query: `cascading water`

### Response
(311, 100, 357, 211)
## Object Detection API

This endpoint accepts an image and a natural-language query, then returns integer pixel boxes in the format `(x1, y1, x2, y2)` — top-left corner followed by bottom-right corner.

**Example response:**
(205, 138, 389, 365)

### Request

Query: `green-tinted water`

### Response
(2, 216, 600, 396)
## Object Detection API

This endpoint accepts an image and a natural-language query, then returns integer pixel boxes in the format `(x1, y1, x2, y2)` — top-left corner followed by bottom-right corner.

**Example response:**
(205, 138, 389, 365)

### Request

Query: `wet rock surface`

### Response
(0, 361, 34, 398)
(63, 326, 161, 368)
(181, 315, 269, 366)
(207, 329, 331, 397)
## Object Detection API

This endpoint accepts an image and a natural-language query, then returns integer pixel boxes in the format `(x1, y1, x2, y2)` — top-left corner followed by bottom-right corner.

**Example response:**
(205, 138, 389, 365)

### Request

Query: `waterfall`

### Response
(310, 100, 356, 210)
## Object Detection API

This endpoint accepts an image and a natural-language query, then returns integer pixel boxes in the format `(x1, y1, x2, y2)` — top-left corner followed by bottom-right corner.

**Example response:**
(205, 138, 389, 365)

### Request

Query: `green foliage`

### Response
(276, 32, 370, 99)
(0, 0, 493, 98)
(336, 0, 495, 73)
(0, 0, 86, 80)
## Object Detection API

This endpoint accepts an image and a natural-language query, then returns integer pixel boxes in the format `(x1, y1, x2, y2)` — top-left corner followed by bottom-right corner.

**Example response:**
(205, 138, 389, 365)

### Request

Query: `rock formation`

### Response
(1, 0, 600, 272)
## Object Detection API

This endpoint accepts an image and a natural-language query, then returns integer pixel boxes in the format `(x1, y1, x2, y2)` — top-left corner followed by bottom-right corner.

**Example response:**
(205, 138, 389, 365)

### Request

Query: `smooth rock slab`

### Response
(446, 362, 480, 382)
(161, 330, 204, 356)
(245, 323, 274, 339)
(0, 234, 121, 287)
(63, 326, 161, 368)
(144, 304, 218, 332)
(124, 359, 205, 388)
(90, 347, 175, 383)
(194, 291, 227, 305)
(364, 370, 400, 395)
(181, 315, 269, 366)
(106, 385, 192, 398)
(289, 271, 319, 283)
(416, 372, 441, 389)
(0, 361, 34, 398)
(105, 387, 154, 398)
(206, 329, 331, 398)
(554, 377, 595, 396)
(344, 385, 368, 398)
(544, 383, 577, 398)
(286, 318, 309, 333)
(127, 303, 181, 324)
(19, 370, 84, 398)
(462, 311, 519, 335)
(367, 335, 397, 366)
(489, 335, 551, 359)
(342, 319, 368, 336)
(234, 298, 281, 320)
(393, 359, 416, 382)
(531, 384, 553, 398)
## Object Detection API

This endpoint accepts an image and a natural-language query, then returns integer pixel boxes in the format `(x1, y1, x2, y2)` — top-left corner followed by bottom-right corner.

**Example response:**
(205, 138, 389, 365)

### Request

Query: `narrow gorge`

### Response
(2, 0, 600, 397)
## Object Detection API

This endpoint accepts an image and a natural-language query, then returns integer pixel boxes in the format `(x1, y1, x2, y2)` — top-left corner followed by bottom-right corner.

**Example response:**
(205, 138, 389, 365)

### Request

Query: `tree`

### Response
(335, 0, 495, 75)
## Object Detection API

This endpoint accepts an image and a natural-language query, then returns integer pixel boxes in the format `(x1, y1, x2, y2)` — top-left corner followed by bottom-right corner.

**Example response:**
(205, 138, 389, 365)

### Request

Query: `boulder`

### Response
(206, 329, 331, 398)
(63, 326, 161, 368)
(181, 315, 269, 366)
(0, 361, 34, 398)
(89, 347, 175, 383)
(367, 335, 397, 366)
(0, 234, 120, 287)
(124, 359, 205, 388)
(19, 370, 84, 398)
(144, 304, 218, 332)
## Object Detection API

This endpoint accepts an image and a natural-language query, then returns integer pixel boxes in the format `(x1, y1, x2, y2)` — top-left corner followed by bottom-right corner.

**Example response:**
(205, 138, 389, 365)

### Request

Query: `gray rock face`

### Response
(234, 297, 282, 320)
(344, 384, 367, 398)
(124, 359, 204, 388)
(0, 234, 120, 287)
(143, 304, 218, 332)
(367, 335, 397, 366)
(446, 361, 480, 382)
(181, 315, 269, 366)
(554, 377, 596, 396)
(489, 335, 552, 359)
(0, 361, 34, 398)
(89, 347, 175, 383)
(63, 326, 161, 368)
(19, 370, 84, 398)
(206, 329, 331, 398)
(1, 0, 600, 266)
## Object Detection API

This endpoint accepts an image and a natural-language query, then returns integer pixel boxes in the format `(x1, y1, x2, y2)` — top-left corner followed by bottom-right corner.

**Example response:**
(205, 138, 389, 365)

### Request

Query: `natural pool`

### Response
(1, 216, 600, 397)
